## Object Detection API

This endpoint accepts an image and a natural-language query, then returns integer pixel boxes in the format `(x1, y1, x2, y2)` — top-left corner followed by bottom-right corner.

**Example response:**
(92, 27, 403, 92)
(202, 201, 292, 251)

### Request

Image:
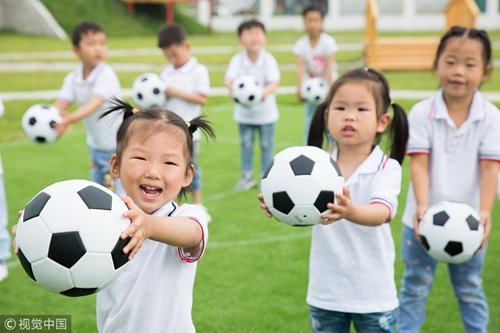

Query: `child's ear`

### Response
(377, 113, 391, 133)
(183, 163, 195, 187)
(109, 154, 120, 178)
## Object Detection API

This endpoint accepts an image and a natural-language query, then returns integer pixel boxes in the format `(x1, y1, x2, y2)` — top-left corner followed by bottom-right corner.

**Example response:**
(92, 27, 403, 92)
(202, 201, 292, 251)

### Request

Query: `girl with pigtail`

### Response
(306, 67, 409, 332)
(95, 98, 215, 333)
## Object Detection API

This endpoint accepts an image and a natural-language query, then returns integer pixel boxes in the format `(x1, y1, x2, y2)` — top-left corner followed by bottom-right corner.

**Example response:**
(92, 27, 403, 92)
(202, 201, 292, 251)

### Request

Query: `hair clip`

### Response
(186, 121, 191, 128)
(131, 107, 139, 114)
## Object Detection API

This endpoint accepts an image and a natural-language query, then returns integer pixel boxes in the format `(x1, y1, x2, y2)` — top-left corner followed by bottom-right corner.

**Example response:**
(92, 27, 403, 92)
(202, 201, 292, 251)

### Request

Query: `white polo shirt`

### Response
(160, 57, 210, 141)
(293, 32, 338, 81)
(0, 95, 3, 175)
(225, 49, 280, 125)
(402, 90, 500, 228)
(57, 62, 122, 151)
(307, 145, 400, 313)
(97, 201, 209, 333)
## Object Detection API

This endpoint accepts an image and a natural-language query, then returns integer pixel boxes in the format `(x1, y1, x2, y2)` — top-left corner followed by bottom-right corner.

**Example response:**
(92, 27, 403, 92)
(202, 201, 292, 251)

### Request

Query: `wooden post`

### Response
(166, 0, 175, 23)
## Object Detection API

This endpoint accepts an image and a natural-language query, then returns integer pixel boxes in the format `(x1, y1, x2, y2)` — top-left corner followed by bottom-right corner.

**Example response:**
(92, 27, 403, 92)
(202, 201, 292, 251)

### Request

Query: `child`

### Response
(293, 4, 338, 143)
(0, 95, 10, 282)
(158, 23, 211, 218)
(260, 67, 409, 332)
(53, 21, 123, 192)
(224, 19, 280, 191)
(398, 26, 500, 333)
(96, 99, 215, 333)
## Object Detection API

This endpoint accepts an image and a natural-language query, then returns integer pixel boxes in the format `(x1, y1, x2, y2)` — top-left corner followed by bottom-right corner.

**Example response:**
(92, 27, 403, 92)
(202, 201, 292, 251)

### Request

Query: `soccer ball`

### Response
(301, 78, 328, 105)
(231, 75, 263, 107)
(261, 146, 344, 226)
(132, 73, 167, 108)
(15, 179, 131, 297)
(21, 104, 62, 143)
(418, 201, 484, 264)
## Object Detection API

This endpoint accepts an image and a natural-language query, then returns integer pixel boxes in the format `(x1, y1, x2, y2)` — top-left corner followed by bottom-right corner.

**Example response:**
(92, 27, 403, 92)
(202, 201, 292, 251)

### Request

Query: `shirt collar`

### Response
(167, 56, 197, 73)
(75, 62, 105, 83)
(434, 89, 484, 123)
(332, 145, 389, 184)
(152, 201, 178, 217)
(241, 49, 265, 67)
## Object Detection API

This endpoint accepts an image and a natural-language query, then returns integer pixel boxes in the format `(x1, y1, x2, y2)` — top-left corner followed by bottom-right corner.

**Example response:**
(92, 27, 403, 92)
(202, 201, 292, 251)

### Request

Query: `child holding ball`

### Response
(398, 26, 500, 333)
(260, 67, 408, 332)
(96, 99, 215, 333)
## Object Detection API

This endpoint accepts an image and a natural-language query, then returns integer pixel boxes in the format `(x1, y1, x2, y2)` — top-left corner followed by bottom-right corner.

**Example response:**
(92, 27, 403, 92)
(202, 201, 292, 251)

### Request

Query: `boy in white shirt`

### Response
(225, 19, 280, 190)
(158, 23, 211, 220)
(54, 21, 122, 192)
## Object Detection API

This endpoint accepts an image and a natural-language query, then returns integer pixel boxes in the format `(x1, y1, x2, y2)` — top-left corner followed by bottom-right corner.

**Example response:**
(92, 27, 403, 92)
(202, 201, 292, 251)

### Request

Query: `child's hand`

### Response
(412, 205, 426, 241)
(119, 195, 153, 260)
(321, 186, 352, 224)
(479, 210, 491, 247)
(54, 118, 69, 136)
(11, 224, 17, 255)
(257, 193, 273, 218)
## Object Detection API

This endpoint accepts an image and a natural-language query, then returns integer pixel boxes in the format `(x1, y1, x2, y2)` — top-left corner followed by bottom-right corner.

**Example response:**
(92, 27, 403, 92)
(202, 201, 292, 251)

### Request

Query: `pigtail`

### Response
(186, 114, 216, 141)
(307, 101, 328, 148)
(388, 102, 409, 164)
(100, 96, 137, 121)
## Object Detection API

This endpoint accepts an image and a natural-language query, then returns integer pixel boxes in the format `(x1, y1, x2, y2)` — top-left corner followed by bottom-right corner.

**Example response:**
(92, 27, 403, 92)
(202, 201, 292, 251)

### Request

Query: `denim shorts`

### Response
(310, 305, 397, 333)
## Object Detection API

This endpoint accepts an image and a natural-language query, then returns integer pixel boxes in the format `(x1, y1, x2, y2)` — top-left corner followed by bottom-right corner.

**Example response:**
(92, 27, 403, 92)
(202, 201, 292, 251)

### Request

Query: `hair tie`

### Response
(131, 107, 139, 114)
(390, 101, 394, 106)
(186, 121, 191, 128)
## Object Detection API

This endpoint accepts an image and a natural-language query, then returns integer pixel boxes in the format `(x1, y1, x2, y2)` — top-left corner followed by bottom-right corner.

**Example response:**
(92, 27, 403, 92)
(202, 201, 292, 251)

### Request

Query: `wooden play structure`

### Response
(364, 0, 480, 71)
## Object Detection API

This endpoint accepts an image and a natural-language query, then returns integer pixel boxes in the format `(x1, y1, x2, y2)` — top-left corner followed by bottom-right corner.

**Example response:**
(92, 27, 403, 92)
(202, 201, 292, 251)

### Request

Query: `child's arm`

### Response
(322, 187, 391, 226)
(164, 87, 208, 105)
(296, 56, 305, 100)
(325, 54, 335, 85)
(410, 154, 430, 235)
(54, 96, 104, 136)
(119, 196, 203, 260)
(261, 81, 279, 101)
(478, 159, 498, 245)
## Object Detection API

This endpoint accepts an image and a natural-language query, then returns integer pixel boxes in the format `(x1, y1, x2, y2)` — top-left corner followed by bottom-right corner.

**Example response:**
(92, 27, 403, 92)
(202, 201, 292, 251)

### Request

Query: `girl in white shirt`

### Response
(96, 98, 215, 333)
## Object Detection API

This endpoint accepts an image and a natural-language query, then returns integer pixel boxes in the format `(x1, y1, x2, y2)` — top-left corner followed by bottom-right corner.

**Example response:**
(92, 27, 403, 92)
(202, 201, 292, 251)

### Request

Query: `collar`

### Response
(152, 201, 178, 217)
(433, 89, 485, 123)
(166, 56, 198, 73)
(241, 49, 265, 67)
(75, 62, 105, 83)
(332, 146, 389, 184)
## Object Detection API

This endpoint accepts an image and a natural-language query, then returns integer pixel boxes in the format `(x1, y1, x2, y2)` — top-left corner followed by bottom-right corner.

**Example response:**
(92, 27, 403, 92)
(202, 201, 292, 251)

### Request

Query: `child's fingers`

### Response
(120, 194, 136, 210)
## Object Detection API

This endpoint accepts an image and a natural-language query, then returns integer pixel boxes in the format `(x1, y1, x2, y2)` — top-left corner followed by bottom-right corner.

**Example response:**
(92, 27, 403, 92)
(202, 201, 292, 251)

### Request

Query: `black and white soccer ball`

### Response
(261, 146, 344, 226)
(15, 179, 131, 297)
(132, 73, 167, 108)
(301, 78, 328, 105)
(418, 201, 484, 264)
(21, 104, 62, 144)
(231, 75, 263, 107)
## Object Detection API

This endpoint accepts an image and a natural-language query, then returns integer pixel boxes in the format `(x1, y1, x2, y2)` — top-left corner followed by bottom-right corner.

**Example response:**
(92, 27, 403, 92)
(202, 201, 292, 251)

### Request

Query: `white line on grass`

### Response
(207, 230, 311, 249)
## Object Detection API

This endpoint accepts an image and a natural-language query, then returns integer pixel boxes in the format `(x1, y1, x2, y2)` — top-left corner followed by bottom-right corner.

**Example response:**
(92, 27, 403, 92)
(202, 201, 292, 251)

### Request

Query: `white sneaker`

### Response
(234, 177, 257, 191)
(0, 263, 8, 282)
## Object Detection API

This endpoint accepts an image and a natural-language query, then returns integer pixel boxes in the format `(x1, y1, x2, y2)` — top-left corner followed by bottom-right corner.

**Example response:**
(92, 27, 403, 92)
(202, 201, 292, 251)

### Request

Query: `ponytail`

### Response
(388, 102, 409, 164)
(307, 101, 328, 148)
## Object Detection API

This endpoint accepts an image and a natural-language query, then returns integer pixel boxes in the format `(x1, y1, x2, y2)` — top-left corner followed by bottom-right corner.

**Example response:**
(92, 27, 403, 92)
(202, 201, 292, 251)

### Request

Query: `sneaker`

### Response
(234, 177, 257, 191)
(195, 204, 212, 224)
(0, 262, 8, 282)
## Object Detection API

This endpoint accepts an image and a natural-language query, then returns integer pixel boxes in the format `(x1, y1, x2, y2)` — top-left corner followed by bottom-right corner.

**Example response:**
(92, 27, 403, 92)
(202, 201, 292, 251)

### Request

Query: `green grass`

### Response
(1, 24, 500, 331)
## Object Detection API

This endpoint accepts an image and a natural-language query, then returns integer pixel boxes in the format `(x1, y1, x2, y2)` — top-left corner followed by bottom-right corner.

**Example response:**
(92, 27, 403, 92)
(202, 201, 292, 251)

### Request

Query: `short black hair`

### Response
(237, 19, 266, 36)
(71, 21, 105, 47)
(302, 4, 325, 18)
(157, 23, 188, 48)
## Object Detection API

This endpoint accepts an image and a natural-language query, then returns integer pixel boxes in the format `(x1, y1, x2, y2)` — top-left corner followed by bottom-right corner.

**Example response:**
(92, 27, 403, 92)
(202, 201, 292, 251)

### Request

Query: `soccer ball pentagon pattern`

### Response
(15, 179, 131, 297)
(231, 75, 263, 107)
(301, 78, 328, 105)
(21, 104, 62, 144)
(132, 73, 167, 108)
(261, 146, 344, 226)
(418, 201, 484, 264)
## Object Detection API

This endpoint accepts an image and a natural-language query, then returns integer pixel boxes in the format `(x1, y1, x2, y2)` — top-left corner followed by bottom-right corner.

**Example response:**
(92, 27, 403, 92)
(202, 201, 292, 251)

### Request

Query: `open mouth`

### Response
(342, 125, 356, 133)
(140, 184, 162, 198)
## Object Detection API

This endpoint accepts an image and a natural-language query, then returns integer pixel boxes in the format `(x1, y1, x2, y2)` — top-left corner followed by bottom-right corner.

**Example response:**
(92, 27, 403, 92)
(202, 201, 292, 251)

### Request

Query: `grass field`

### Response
(1, 25, 500, 332)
